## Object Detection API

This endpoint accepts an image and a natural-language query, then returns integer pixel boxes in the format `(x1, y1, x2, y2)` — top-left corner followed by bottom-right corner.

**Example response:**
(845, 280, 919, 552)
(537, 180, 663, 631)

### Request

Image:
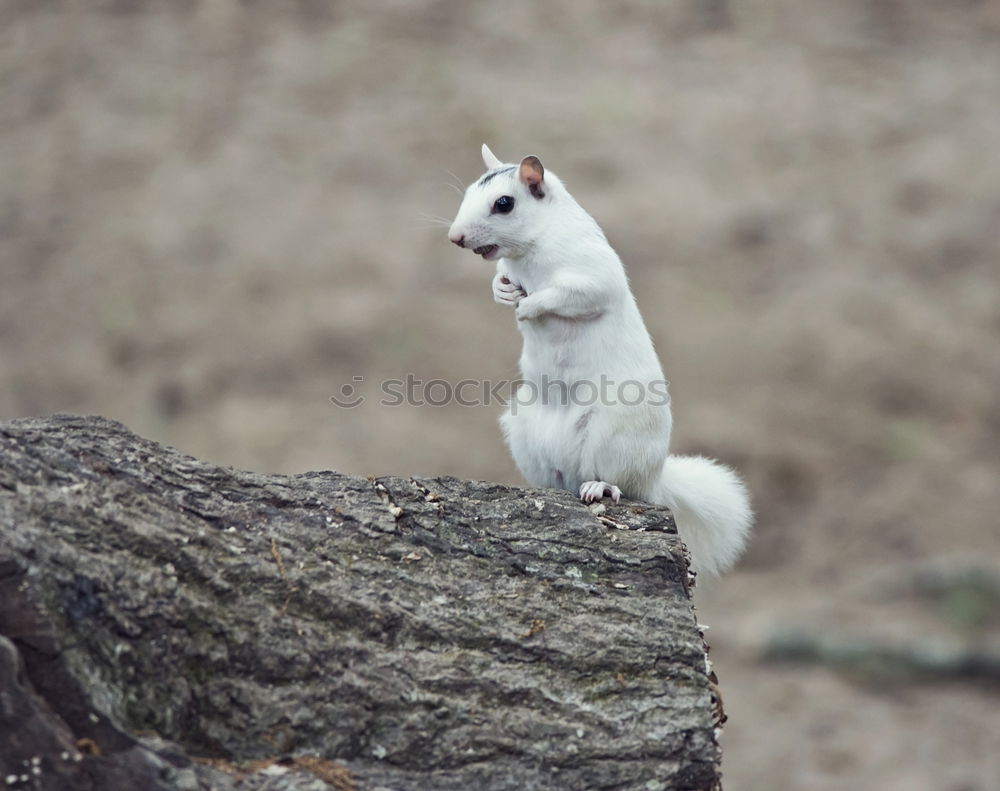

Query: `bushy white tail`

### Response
(650, 455, 752, 578)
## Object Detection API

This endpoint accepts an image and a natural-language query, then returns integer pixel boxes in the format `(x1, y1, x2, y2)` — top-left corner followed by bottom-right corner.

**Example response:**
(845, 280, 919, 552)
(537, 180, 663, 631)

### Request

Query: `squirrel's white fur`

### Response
(448, 144, 751, 577)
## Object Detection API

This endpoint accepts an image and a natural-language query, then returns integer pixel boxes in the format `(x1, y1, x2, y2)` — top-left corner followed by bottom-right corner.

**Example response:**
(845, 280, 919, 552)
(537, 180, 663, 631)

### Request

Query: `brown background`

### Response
(3, 2, 999, 789)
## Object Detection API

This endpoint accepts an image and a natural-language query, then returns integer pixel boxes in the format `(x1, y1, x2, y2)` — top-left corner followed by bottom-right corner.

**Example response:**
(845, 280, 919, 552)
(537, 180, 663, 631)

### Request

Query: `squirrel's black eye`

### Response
(492, 195, 515, 214)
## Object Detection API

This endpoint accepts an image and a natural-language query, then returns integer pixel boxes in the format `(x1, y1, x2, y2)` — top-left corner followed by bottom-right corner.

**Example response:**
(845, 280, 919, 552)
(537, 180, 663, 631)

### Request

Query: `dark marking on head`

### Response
(478, 165, 517, 187)
(575, 410, 594, 432)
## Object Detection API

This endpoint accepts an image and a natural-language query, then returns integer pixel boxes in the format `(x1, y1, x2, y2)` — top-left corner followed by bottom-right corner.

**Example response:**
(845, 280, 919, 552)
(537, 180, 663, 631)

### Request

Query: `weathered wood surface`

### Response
(0, 414, 721, 791)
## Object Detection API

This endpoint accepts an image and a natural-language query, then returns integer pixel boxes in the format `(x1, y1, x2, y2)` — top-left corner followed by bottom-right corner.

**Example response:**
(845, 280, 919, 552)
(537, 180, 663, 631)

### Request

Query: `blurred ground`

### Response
(2, 2, 999, 789)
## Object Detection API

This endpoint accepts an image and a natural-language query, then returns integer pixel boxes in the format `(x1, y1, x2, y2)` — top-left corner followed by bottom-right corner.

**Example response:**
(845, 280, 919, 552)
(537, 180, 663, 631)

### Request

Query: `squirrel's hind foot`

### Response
(579, 481, 622, 504)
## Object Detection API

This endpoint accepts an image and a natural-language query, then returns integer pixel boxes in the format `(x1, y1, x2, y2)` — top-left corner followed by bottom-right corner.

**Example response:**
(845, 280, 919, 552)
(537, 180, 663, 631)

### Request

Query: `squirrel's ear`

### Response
(519, 155, 545, 199)
(481, 144, 503, 170)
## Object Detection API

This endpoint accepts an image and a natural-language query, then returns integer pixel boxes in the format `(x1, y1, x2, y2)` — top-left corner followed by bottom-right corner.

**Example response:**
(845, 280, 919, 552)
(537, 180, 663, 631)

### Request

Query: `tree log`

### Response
(0, 415, 722, 790)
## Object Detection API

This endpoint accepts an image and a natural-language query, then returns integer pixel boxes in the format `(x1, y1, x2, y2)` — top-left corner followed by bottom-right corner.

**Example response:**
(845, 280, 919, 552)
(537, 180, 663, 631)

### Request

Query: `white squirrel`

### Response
(448, 144, 752, 577)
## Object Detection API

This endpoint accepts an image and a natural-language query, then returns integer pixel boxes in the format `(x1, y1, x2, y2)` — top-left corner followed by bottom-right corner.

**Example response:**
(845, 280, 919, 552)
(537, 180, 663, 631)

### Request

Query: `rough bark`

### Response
(0, 414, 722, 791)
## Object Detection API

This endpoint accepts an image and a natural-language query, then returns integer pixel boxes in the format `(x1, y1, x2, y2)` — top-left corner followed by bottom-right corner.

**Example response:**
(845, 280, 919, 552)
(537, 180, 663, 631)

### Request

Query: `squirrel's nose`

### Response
(449, 232, 465, 248)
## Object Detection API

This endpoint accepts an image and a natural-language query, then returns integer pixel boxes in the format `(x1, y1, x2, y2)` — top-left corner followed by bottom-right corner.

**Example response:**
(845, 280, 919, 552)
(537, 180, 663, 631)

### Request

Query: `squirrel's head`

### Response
(448, 144, 552, 262)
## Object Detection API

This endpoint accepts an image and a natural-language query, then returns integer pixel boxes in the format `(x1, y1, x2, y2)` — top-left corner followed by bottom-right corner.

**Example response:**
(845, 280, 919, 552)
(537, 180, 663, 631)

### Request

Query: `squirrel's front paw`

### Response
(515, 295, 541, 321)
(493, 274, 526, 307)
